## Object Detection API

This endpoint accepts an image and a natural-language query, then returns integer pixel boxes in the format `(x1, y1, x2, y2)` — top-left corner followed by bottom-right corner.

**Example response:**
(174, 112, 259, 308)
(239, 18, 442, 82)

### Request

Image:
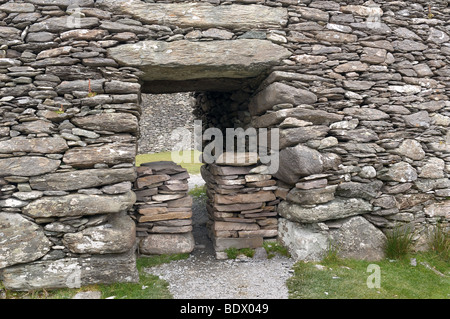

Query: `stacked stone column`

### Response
(202, 153, 280, 258)
(133, 161, 195, 255)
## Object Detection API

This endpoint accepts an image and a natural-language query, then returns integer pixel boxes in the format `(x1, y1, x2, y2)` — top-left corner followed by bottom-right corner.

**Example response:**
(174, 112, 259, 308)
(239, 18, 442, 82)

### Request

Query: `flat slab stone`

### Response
(108, 39, 291, 81)
(22, 191, 136, 218)
(139, 232, 195, 255)
(278, 198, 373, 223)
(0, 137, 68, 154)
(63, 143, 136, 168)
(2, 249, 138, 291)
(98, 0, 288, 30)
(29, 168, 137, 191)
(0, 157, 60, 177)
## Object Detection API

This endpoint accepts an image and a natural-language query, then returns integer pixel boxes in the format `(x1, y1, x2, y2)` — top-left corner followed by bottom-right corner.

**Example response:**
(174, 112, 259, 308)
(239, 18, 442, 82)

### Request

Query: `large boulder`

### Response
(330, 216, 386, 261)
(63, 213, 136, 254)
(278, 198, 373, 223)
(248, 82, 317, 116)
(1, 249, 139, 291)
(273, 145, 324, 185)
(278, 218, 328, 261)
(0, 213, 51, 269)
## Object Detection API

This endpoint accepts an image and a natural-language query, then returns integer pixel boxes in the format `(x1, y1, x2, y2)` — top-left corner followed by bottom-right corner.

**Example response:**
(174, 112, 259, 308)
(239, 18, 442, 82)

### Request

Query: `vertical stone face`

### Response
(0, 213, 52, 269)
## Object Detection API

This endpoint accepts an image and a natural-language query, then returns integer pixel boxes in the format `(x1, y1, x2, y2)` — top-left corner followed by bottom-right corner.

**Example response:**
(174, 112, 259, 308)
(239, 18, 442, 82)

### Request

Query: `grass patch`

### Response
(188, 185, 207, 200)
(136, 150, 203, 175)
(429, 222, 449, 261)
(1, 254, 188, 299)
(225, 247, 255, 259)
(287, 252, 450, 299)
(384, 225, 415, 260)
(263, 241, 290, 259)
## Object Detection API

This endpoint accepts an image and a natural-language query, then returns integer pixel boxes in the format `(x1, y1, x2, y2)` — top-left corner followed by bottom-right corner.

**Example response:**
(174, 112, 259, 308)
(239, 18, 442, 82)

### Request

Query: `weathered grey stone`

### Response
(98, 0, 288, 30)
(56, 80, 105, 94)
(0, 2, 35, 13)
(102, 181, 132, 195)
(0, 213, 51, 269)
(29, 168, 136, 191)
(63, 143, 136, 168)
(29, 17, 99, 33)
(342, 107, 389, 121)
(336, 181, 383, 200)
(274, 145, 324, 185)
(252, 107, 343, 128)
(427, 27, 449, 44)
(202, 28, 234, 40)
(0, 157, 60, 177)
(419, 158, 445, 179)
(334, 61, 369, 73)
(63, 213, 136, 254)
(360, 47, 387, 64)
(330, 216, 386, 261)
(0, 27, 21, 40)
(393, 39, 428, 52)
(0, 137, 68, 154)
(60, 29, 109, 41)
(287, 186, 336, 205)
(278, 198, 372, 223)
(278, 218, 328, 261)
(403, 111, 431, 128)
(343, 80, 376, 90)
(392, 139, 425, 160)
(0, 198, 29, 208)
(139, 232, 195, 255)
(359, 166, 377, 179)
(1, 249, 138, 291)
(215, 152, 259, 167)
(26, 0, 94, 7)
(108, 40, 291, 82)
(12, 191, 44, 201)
(249, 83, 317, 116)
(424, 201, 450, 219)
(71, 113, 139, 133)
(12, 120, 55, 134)
(279, 125, 329, 148)
(214, 191, 275, 205)
(331, 128, 378, 142)
(377, 162, 417, 183)
(315, 31, 357, 43)
(99, 21, 149, 34)
(297, 7, 329, 22)
(22, 191, 136, 218)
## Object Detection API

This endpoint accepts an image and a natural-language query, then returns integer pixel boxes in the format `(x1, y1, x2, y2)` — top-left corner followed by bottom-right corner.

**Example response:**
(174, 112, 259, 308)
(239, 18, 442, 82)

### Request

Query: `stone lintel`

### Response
(108, 39, 291, 81)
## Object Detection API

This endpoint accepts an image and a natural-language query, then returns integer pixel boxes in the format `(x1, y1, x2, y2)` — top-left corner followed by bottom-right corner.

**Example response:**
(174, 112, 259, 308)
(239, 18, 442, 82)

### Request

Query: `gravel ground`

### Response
(144, 175, 295, 299)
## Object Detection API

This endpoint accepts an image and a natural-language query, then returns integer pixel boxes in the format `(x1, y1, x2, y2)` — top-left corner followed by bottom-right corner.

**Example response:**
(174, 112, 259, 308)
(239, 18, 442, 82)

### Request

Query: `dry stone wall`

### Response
(0, 0, 449, 290)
